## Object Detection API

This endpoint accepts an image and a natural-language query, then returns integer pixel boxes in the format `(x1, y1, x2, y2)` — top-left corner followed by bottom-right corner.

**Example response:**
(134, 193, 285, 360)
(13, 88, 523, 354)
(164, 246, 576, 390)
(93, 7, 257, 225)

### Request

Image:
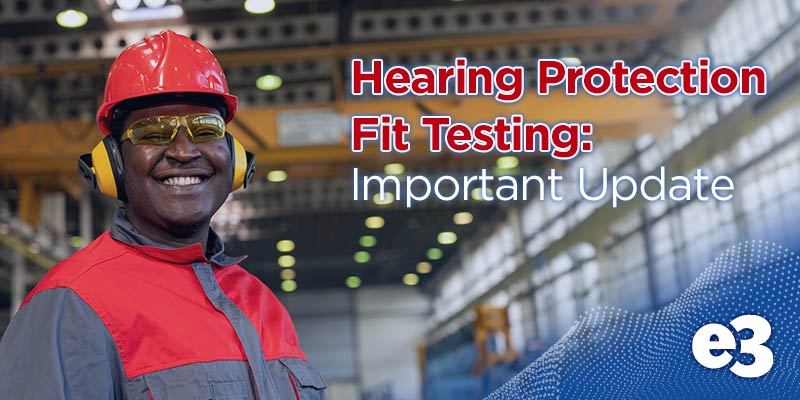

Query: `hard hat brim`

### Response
(97, 90, 238, 136)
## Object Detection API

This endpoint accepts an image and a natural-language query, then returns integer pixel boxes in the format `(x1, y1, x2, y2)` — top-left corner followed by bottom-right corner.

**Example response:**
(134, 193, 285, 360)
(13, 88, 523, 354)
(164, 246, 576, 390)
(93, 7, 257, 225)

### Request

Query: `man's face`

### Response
(120, 102, 232, 236)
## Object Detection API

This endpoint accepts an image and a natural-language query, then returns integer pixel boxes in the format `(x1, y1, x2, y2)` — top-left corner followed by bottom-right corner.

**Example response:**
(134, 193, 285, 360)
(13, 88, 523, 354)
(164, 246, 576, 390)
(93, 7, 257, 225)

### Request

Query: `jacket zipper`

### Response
(288, 372, 301, 400)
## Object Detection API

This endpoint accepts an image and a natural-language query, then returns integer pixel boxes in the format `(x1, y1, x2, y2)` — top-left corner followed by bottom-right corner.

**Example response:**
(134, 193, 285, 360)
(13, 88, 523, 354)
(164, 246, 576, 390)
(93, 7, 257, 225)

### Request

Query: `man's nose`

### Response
(164, 128, 201, 162)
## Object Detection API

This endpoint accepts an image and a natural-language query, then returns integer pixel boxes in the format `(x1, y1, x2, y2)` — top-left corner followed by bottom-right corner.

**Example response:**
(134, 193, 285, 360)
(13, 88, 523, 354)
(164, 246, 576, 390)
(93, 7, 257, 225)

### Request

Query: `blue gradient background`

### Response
(487, 235, 800, 399)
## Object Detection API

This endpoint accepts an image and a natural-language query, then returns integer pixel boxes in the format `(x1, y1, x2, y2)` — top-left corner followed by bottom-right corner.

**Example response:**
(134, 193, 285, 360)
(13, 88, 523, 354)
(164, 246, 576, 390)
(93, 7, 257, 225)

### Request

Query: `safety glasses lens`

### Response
(125, 114, 225, 144)
(128, 117, 178, 145)
(187, 115, 226, 142)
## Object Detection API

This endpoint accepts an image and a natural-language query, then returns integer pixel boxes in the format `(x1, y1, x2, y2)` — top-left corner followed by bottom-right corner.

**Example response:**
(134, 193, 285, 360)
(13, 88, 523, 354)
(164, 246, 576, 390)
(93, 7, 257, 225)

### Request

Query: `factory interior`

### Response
(1, 0, 799, 399)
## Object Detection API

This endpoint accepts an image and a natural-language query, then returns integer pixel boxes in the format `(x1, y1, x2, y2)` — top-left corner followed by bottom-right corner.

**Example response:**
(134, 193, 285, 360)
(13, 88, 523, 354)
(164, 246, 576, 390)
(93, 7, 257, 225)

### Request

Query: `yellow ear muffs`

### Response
(78, 136, 127, 201)
(78, 134, 253, 199)
(226, 132, 255, 191)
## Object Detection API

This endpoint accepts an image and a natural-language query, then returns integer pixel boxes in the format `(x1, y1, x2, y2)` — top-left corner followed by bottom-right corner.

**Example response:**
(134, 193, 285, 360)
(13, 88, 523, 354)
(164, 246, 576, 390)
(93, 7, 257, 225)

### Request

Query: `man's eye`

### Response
(192, 128, 223, 140)
(136, 132, 170, 143)
(193, 129, 217, 137)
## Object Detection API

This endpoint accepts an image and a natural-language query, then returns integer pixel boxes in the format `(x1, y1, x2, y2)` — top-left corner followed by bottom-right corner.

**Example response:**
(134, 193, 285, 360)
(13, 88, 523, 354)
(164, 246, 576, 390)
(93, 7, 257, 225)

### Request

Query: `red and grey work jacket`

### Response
(0, 208, 326, 399)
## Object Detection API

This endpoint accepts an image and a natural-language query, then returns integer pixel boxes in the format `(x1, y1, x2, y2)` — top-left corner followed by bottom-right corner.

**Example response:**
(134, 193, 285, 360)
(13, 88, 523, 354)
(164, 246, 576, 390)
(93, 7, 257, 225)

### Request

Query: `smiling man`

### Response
(0, 31, 325, 399)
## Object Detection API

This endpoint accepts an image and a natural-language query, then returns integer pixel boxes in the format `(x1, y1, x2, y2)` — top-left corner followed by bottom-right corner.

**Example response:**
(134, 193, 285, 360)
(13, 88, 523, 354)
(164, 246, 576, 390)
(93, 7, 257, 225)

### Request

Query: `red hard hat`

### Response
(96, 30, 238, 135)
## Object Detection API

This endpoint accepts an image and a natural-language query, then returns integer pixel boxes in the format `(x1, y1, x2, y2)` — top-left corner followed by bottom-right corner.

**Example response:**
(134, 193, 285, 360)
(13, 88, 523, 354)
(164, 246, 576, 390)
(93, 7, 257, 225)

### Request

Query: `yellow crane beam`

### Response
(0, 92, 672, 174)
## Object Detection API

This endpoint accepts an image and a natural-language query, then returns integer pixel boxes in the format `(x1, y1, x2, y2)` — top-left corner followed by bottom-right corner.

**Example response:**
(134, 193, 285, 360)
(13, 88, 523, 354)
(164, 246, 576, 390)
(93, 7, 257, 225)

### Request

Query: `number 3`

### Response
(729, 314, 773, 378)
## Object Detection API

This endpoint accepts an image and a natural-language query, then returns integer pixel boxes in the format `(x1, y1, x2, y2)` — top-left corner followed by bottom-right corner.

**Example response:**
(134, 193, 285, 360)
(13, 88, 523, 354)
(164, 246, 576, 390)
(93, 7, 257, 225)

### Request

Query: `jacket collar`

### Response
(109, 207, 246, 266)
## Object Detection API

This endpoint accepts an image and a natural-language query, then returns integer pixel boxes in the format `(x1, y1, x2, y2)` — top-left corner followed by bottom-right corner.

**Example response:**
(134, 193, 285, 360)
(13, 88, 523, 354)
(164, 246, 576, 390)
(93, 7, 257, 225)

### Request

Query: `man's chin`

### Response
(162, 215, 210, 238)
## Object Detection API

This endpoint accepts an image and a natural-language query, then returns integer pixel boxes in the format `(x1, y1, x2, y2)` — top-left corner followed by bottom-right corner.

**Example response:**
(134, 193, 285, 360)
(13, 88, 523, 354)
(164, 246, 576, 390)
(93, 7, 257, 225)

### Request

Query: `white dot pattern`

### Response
(486, 241, 800, 400)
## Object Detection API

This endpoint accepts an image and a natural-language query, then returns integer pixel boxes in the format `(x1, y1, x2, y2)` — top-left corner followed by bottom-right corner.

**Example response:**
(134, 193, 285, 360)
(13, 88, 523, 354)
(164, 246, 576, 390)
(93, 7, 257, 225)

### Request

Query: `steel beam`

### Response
(0, 93, 673, 177)
(1, 20, 673, 77)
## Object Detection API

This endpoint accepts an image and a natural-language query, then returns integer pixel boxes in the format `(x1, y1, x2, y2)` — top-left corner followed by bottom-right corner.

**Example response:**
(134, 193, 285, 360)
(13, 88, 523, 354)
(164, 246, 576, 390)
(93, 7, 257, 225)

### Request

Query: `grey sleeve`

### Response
(0, 288, 125, 400)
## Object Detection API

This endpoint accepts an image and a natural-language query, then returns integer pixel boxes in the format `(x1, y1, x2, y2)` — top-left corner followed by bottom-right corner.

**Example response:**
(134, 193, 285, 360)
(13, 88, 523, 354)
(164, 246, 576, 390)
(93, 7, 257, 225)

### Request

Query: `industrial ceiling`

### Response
(0, 0, 722, 292)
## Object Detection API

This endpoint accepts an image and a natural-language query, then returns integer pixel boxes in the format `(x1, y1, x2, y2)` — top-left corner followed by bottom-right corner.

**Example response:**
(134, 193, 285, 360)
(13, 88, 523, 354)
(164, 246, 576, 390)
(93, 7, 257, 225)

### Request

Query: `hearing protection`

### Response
(78, 133, 256, 202)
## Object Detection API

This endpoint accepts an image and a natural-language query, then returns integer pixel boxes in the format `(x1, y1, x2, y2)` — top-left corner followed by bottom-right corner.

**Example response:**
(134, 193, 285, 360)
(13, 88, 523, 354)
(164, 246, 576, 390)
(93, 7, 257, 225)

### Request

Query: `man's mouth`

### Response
(157, 175, 212, 186)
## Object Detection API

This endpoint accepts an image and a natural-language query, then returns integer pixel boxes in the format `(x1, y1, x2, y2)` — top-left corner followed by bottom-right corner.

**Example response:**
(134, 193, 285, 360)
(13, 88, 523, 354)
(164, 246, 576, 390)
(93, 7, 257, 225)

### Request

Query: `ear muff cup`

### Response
(83, 136, 127, 201)
(79, 132, 255, 200)
(226, 132, 255, 190)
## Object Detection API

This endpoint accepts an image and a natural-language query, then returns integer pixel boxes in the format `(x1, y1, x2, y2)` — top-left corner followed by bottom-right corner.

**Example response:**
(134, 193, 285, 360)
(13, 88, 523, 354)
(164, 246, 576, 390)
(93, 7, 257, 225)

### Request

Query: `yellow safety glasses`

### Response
(121, 113, 226, 145)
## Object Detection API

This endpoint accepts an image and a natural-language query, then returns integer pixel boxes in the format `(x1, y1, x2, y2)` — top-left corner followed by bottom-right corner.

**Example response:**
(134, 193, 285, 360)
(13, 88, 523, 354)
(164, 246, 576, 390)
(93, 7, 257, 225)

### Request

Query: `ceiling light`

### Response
(280, 269, 296, 280)
(359, 235, 377, 248)
(278, 255, 296, 268)
(245, 0, 276, 14)
(69, 236, 84, 248)
(383, 163, 405, 175)
(354, 251, 371, 263)
(471, 187, 493, 201)
(142, 0, 167, 7)
(56, 9, 88, 28)
(453, 212, 473, 225)
(560, 56, 582, 66)
(276, 239, 295, 252)
(365, 216, 385, 229)
(281, 279, 297, 292)
(28, 243, 41, 254)
(111, 4, 183, 22)
(345, 276, 362, 289)
(437, 231, 457, 245)
(496, 156, 519, 170)
(427, 248, 443, 260)
(267, 170, 287, 182)
(402, 273, 419, 286)
(116, 0, 141, 11)
(416, 262, 432, 274)
(256, 74, 283, 91)
(372, 192, 395, 206)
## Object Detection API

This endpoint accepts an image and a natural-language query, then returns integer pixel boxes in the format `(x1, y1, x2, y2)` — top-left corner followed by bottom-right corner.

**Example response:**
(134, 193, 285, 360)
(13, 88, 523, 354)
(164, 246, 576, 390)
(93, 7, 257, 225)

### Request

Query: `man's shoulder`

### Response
(22, 232, 129, 308)
(216, 264, 307, 360)
(40, 231, 129, 284)
(216, 263, 281, 303)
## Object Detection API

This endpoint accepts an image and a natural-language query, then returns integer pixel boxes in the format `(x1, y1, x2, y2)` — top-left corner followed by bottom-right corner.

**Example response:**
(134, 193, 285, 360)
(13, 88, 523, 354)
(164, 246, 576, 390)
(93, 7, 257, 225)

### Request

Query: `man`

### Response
(0, 30, 325, 399)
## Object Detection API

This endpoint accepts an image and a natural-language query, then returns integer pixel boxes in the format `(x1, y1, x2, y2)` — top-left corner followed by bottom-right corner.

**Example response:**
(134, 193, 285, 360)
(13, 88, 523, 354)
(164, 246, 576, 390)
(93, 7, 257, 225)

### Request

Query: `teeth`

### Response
(163, 176, 202, 186)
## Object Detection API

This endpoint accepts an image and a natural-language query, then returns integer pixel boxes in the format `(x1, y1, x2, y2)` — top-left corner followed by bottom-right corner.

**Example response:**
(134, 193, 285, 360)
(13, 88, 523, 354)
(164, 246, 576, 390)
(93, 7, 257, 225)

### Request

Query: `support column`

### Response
(10, 250, 24, 317)
(17, 178, 42, 228)
(509, 205, 540, 340)
(634, 147, 659, 310)
(79, 189, 93, 247)
(51, 192, 66, 236)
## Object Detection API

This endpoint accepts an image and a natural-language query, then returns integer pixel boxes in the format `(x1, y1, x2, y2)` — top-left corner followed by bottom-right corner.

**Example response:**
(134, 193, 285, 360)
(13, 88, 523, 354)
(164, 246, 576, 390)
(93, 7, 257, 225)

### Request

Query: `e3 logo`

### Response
(692, 314, 773, 378)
